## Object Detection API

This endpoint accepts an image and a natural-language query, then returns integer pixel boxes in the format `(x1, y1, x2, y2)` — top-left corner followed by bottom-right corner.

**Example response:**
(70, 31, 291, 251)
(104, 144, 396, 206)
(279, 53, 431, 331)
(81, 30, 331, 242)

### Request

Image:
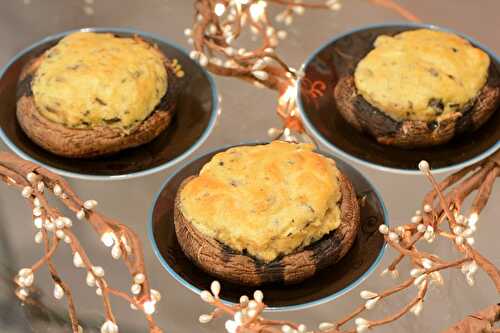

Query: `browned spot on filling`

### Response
(95, 97, 106, 106)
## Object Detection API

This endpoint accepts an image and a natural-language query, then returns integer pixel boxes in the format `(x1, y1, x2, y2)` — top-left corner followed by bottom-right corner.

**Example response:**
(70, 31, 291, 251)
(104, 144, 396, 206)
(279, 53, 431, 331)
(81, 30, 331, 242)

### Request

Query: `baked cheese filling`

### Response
(354, 29, 490, 122)
(180, 141, 342, 262)
(32, 32, 167, 132)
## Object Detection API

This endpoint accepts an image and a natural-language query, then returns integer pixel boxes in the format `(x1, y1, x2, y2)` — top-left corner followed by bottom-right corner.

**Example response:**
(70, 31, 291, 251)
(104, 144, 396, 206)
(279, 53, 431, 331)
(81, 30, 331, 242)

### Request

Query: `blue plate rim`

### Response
(0, 27, 219, 181)
(296, 22, 500, 176)
(147, 141, 389, 312)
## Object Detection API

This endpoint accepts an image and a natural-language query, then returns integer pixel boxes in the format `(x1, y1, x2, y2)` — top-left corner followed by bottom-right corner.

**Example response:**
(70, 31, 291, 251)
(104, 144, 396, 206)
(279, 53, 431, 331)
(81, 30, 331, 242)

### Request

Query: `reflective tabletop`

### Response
(0, 1, 499, 332)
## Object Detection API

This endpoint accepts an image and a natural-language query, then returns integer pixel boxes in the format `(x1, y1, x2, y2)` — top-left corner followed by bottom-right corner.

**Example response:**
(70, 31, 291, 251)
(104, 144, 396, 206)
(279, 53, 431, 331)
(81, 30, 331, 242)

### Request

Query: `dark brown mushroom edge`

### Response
(334, 29, 500, 148)
(173, 142, 360, 286)
(16, 32, 183, 158)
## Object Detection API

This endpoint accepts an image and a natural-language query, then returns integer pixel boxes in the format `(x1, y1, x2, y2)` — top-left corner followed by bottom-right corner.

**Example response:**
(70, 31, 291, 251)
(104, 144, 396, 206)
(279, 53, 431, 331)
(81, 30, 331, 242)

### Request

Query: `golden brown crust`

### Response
(354, 29, 491, 122)
(174, 171, 360, 286)
(16, 42, 178, 158)
(178, 142, 343, 262)
(334, 75, 500, 148)
(30, 33, 169, 131)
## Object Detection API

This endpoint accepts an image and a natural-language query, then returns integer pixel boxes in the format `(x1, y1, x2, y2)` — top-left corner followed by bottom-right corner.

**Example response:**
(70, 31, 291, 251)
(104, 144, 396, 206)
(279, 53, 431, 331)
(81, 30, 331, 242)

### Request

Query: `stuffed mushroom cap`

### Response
(174, 142, 360, 286)
(17, 32, 180, 158)
(335, 29, 499, 148)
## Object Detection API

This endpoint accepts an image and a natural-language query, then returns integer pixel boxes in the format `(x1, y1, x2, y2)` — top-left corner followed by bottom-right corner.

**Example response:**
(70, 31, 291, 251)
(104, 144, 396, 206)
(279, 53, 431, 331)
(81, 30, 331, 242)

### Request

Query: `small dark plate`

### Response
(0, 28, 218, 180)
(149, 143, 387, 311)
(297, 23, 500, 174)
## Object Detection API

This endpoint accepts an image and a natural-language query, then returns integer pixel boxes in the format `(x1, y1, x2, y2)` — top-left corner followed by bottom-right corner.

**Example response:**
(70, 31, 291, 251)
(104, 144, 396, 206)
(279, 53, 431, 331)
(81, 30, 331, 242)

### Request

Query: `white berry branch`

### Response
(187, 0, 422, 143)
(0, 152, 163, 333)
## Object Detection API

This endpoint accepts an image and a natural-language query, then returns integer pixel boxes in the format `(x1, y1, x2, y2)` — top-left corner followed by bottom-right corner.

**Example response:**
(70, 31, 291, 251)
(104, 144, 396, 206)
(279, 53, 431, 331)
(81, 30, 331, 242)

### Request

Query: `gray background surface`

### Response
(0, 0, 498, 332)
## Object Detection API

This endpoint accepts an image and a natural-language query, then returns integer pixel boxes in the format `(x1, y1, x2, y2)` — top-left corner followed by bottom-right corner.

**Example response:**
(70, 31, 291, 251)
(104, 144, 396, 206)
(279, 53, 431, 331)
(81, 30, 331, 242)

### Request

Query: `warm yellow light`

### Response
(468, 212, 479, 226)
(214, 3, 226, 16)
(237, 0, 249, 4)
(279, 82, 296, 106)
(101, 232, 115, 248)
(143, 300, 156, 315)
(249, 2, 266, 21)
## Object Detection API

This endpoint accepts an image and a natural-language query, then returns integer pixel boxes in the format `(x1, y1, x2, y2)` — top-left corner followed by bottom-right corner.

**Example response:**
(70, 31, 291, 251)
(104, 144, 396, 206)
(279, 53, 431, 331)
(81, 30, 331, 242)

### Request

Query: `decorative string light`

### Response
(0, 152, 163, 333)
(101, 231, 115, 247)
(249, 1, 266, 20)
(214, 2, 226, 16)
(188, 0, 421, 144)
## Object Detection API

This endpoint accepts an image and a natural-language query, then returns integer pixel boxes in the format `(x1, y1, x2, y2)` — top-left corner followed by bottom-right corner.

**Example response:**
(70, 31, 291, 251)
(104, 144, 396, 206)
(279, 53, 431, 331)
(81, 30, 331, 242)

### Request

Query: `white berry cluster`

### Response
(15, 172, 161, 333)
(452, 214, 477, 246)
(199, 281, 311, 333)
(22, 173, 71, 245)
(186, 0, 342, 84)
(14, 268, 34, 300)
(461, 261, 478, 287)
(360, 290, 381, 310)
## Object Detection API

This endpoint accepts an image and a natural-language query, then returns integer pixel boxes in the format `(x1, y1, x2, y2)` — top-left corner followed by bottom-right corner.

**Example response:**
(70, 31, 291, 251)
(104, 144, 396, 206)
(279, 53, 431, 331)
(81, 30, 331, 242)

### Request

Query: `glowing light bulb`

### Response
(143, 300, 156, 315)
(214, 3, 226, 16)
(101, 232, 115, 247)
(249, 2, 266, 21)
(279, 83, 296, 106)
(468, 212, 479, 226)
